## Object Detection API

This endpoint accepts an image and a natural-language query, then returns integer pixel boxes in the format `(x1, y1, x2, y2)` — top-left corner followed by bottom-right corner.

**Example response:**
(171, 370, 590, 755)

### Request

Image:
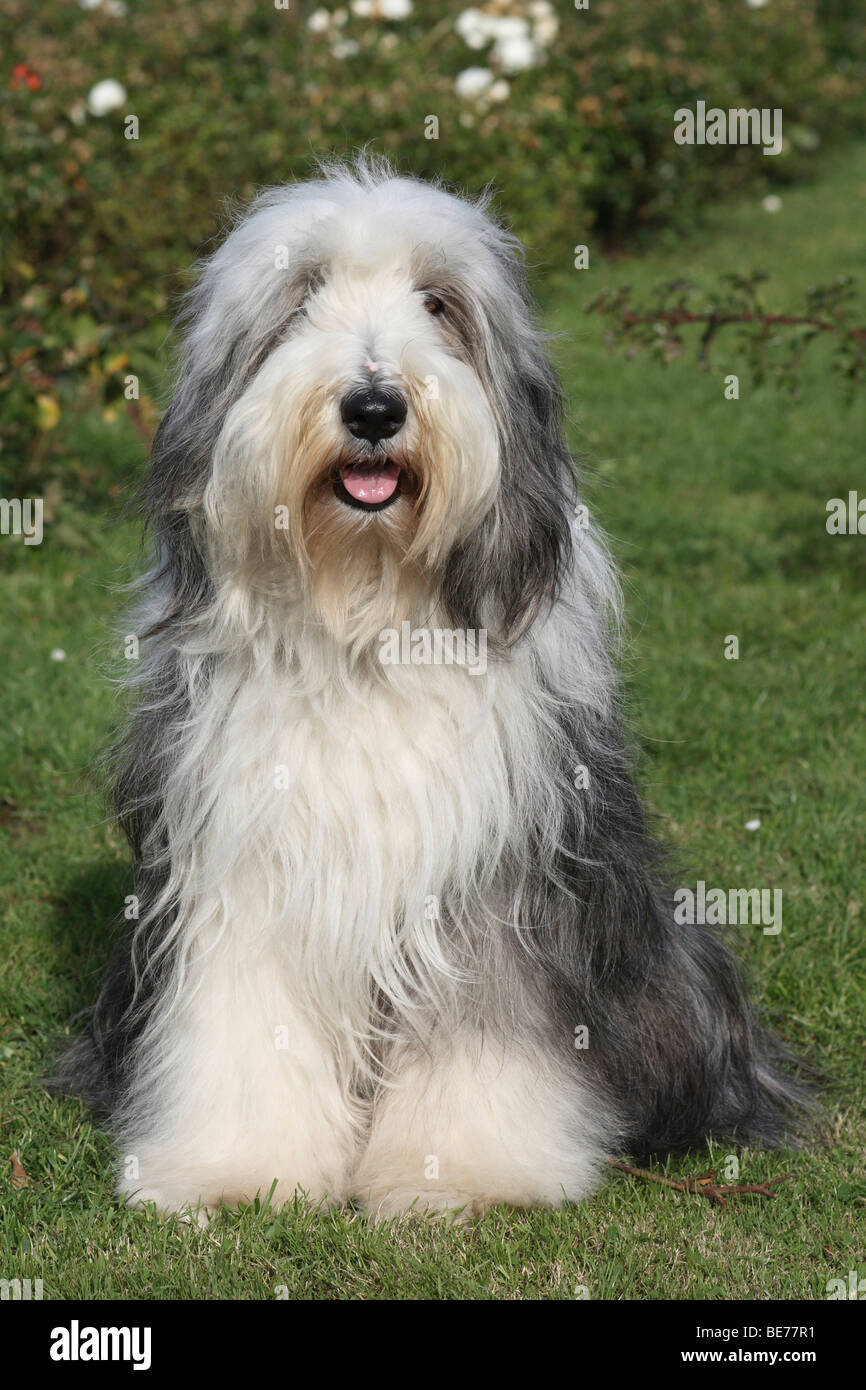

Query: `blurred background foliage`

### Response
(1, 0, 865, 517)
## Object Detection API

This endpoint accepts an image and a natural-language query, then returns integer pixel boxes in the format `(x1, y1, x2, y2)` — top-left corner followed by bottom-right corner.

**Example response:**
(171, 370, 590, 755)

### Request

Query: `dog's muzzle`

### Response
(336, 387, 408, 511)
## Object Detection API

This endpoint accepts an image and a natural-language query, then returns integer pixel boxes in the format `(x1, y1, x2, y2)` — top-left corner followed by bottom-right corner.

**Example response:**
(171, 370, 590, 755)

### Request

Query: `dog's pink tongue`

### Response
(341, 462, 400, 504)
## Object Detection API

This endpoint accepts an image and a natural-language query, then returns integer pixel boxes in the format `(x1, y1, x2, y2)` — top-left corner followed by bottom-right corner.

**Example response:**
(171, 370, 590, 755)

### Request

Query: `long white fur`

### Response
(115, 168, 621, 1218)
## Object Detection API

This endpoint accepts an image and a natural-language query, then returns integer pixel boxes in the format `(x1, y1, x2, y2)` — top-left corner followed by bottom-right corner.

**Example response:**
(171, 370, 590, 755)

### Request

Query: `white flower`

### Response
(488, 16, 530, 40)
(762, 194, 782, 213)
(308, 7, 332, 30)
(332, 38, 360, 58)
(530, 0, 558, 47)
(488, 78, 510, 103)
(493, 33, 537, 73)
(463, 28, 489, 51)
(351, 0, 373, 14)
(746, 0, 769, 8)
(79, 0, 102, 10)
(50, 648, 67, 662)
(454, 66, 494, 100)
(534, 19, 558, 45)
(380, 0, 412, 16)
(455, 8, 497, 49)
(86, 79, 127, 117)
(745, 818, 761, 831)
(455, 7, 485, 42)
(454, 6, 481, 34)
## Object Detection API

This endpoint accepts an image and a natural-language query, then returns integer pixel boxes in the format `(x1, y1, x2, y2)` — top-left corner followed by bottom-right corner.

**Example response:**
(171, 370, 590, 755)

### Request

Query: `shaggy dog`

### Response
(59, 160, 805, 1218)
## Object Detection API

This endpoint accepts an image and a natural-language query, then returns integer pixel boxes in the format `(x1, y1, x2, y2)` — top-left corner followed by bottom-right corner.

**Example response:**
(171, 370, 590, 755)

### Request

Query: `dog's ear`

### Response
(143, 186, 325, 532)
(442, 249, 574, 647)
(140, 221, 316, 616)
(145, 291, 291, 526)
(137, 325, 249, 628)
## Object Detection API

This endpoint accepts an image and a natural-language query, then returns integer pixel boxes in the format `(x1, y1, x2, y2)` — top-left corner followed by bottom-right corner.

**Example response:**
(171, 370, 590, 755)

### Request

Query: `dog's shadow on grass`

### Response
(48, 856, 133, 1021)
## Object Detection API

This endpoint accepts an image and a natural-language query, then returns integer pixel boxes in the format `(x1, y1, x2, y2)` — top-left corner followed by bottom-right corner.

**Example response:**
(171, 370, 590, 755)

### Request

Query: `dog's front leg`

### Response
(353, 1035, 611, 1219)
(114, 931, 360, 1218)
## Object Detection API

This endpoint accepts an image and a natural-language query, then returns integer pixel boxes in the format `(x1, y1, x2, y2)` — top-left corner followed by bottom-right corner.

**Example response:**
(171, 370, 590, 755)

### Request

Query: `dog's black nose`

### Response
(340, 387, 407, 444)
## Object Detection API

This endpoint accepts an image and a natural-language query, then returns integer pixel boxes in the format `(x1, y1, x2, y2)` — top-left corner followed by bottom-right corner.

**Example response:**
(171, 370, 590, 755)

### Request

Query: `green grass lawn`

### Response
(1, 144, 864, 1301)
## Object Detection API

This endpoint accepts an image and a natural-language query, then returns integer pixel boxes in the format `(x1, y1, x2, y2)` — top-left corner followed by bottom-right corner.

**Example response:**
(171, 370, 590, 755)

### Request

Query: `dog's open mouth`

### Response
(333, 460, 403, 512)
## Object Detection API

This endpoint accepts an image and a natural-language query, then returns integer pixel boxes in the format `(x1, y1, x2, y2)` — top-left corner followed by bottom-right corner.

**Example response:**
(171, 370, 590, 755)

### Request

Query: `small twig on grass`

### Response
(606, 1158, 792, 1209)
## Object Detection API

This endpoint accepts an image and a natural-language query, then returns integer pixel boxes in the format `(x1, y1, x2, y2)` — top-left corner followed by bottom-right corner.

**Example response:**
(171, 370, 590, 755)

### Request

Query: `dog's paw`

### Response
(355, 1181, 506, 1222)
(117, 1172, 347, 1220)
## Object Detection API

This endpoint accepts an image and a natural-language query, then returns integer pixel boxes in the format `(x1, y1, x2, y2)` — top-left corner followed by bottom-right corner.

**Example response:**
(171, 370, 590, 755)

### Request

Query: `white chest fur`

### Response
(156, 638, 548, 1048)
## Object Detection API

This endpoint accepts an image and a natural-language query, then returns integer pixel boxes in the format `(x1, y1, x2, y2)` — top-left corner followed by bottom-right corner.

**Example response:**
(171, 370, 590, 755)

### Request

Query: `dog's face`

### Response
(202, 178, 502, 637)
(156, 164, 572, 647)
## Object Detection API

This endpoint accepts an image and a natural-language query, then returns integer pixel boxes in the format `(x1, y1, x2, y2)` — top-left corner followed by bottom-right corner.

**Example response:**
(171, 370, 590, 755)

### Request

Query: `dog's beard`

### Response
(300, 438, 429, 642)
(205, 370, 500, 647)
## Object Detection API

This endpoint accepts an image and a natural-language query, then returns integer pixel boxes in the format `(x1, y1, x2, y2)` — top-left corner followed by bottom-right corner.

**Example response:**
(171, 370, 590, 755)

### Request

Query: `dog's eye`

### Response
(422, 293, 444, 317)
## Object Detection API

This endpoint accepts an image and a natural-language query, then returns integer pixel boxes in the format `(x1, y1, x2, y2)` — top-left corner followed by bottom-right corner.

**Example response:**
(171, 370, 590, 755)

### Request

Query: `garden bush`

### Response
(2, 0, 864, 504)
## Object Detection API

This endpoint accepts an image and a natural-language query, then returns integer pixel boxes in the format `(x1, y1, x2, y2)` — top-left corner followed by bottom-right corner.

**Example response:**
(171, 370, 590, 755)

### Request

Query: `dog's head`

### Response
(149, 160, 574, 647)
